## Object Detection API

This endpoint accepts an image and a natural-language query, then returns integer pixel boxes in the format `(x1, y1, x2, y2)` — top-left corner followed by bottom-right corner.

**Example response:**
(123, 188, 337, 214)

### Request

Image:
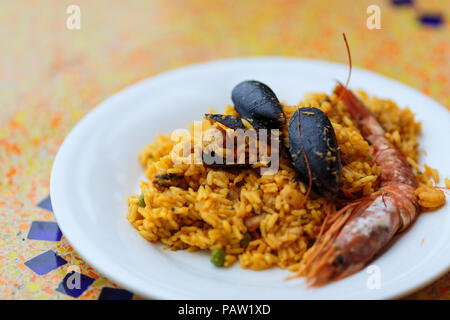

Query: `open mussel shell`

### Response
(288, 107, 341, 198)
(231, 80, 286, 129)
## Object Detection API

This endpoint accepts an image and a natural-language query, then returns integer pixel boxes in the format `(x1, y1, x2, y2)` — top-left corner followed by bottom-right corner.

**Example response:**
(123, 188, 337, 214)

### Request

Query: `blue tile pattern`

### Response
(391, 0, 414, 6)
(27, 221, 62, 241)
(30, 194, 134, 299)
(98, 287, 134, 300)
(56, 271, 96, 298)
(37, 196, 53, 212)
(24, 250, 67, 275)
(419, 13, 444, 27)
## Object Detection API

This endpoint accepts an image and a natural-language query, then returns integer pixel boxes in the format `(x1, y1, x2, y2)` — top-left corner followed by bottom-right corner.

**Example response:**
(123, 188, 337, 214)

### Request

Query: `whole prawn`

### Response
(300, 84, 419, 286)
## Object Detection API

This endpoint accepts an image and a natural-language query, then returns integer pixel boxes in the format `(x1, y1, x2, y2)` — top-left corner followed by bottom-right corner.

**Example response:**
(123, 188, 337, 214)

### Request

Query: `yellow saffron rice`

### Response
(126, 90, 446, 271)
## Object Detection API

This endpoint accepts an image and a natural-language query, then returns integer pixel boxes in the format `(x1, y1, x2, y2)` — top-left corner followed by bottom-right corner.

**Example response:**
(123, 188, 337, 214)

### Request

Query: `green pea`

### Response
(138, 194, 146, 207)
(210, 248, 225, 267)
(240, 233, 252, 248)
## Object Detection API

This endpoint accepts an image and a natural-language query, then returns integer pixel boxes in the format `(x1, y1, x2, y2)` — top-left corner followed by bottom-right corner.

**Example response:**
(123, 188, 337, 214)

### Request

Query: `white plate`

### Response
(51, 58, 450, 300)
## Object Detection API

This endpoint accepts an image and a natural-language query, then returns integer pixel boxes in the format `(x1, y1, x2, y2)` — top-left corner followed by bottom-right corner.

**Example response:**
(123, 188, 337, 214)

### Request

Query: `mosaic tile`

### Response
(27, 221, 62, 241)
(24, 250, 67, 275)
(391, 0, 414, 6)
(37, 196, 53, 213)
(98, 287, 134, 300)
(56, 271, 96, 298)
(418, 13, 444, 27)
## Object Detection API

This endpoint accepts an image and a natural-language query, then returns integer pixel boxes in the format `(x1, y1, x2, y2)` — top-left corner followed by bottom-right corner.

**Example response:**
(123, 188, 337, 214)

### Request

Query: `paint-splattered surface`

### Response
(0, 0, 449, 300)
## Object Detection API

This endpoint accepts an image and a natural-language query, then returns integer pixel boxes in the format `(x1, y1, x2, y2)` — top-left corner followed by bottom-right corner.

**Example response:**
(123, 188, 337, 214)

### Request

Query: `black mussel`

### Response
(153, 173, 186, 189)
(288, 107, 341, 198)
(205, 114, 265, 130)
(231, 80, 286, 129)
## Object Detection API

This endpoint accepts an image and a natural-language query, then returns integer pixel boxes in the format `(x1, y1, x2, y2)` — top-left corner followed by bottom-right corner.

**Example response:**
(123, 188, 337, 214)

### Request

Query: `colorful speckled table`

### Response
(0, 0, 449, 300)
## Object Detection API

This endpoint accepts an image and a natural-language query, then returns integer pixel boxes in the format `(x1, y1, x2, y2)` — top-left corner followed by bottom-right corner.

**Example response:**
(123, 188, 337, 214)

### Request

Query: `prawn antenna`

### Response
(338, 32, 352, 101)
